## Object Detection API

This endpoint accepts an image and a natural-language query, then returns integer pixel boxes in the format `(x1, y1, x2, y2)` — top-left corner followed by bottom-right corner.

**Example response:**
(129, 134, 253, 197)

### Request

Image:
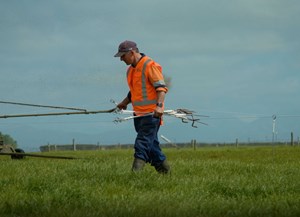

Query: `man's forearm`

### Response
(156, 91, 166, 104)
(121, 96, 131, 105)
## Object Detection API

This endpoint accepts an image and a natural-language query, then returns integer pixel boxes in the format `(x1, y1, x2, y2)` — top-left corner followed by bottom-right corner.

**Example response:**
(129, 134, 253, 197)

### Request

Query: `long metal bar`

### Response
(0, 108, 117, 119)
(0, 152, 77, 159)
(0, 100, 87, 111)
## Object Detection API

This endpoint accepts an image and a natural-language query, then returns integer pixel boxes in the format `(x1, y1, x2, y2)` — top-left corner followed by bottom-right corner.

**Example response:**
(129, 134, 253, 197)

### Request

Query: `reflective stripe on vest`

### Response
(132, 59, 157, 107)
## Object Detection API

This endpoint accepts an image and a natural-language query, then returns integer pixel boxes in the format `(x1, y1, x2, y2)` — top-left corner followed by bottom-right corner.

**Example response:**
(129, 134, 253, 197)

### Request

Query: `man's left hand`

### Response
(154, 106, 164, 118)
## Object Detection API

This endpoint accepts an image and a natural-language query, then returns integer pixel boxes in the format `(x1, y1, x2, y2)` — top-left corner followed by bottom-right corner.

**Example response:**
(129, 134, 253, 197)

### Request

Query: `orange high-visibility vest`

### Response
(127, 56, 168, 114)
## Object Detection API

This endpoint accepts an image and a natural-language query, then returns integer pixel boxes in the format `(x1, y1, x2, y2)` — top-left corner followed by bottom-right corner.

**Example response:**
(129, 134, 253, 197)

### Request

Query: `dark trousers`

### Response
(133, 115, 166, 166)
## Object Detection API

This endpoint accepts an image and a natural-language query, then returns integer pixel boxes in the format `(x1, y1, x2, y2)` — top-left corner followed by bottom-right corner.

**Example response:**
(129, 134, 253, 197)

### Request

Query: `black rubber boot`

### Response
(155, 160, 171, 174)
(131, 158, 146, 172)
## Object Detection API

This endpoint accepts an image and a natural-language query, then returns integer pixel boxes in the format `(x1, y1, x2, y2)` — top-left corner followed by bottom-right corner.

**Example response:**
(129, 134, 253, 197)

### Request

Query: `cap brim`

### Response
(114, 51, 126, 57)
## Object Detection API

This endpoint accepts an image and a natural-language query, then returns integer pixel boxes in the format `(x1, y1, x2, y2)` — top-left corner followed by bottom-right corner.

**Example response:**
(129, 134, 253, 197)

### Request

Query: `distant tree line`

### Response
(0, 131, 18, 148)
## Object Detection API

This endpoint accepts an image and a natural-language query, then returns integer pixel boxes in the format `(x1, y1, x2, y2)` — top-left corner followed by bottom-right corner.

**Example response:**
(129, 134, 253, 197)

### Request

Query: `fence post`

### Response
(236, 138, 239, 147)
(73, 138, 76, 151)
(291, 132, 294, 146)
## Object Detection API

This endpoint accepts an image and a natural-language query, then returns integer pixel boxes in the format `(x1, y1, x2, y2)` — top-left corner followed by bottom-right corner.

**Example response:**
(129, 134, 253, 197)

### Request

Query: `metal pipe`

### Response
(0, 152, 77, 159)
(0, 100, 87, 111)
(0, 108, 117, 119)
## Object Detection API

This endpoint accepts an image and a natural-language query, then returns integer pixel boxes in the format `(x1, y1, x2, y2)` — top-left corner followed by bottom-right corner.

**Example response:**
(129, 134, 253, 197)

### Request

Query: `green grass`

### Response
(0, 146, 300, 217)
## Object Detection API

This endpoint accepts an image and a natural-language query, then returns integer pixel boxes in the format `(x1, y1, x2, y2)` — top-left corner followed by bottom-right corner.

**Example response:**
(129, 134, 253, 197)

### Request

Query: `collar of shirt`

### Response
(131, 53, 145, 67)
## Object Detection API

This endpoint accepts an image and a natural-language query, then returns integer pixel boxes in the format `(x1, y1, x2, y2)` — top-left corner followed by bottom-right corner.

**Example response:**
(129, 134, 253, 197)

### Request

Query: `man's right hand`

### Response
(116, 96, 131, 110)
(117, 102, 127, 110)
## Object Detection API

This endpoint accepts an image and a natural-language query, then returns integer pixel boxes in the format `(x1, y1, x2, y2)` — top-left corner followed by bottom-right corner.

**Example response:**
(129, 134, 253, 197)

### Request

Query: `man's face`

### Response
(120, 51, 134, 65)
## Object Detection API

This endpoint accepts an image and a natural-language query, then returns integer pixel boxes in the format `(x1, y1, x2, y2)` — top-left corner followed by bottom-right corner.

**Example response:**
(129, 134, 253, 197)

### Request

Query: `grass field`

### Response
(0, 146, 299, 217)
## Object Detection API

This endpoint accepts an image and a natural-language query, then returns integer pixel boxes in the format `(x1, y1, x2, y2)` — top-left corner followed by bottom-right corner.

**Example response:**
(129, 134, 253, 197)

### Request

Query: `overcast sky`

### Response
(1, 0, 300, 151)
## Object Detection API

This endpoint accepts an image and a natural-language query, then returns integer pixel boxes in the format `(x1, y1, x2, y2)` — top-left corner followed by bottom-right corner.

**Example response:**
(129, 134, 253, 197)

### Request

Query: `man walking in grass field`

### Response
(114, 40, 170, 174)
